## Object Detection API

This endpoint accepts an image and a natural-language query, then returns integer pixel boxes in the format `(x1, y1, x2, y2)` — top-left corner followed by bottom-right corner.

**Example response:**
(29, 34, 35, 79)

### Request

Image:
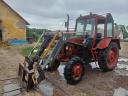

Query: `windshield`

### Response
(76, 19, 95, 36)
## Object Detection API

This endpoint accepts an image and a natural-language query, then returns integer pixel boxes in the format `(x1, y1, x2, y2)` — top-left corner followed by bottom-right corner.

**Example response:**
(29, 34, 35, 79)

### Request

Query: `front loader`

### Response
(18, 32, 64, 91)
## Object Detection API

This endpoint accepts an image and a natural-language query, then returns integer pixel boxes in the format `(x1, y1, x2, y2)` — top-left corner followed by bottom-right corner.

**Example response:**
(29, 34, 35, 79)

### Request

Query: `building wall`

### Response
(0, 1, 27, 41)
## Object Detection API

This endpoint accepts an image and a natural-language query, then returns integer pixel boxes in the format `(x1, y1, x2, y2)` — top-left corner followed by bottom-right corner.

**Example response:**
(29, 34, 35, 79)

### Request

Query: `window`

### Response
(107, 23, 113, 37)
(97, 24, 104, 38)
(0, 20, 2, 23)
(85, 19, 95, 37)
(0, 20, 3, 29)
(76, 19, 95, 36)
(76, 21, 85, 35)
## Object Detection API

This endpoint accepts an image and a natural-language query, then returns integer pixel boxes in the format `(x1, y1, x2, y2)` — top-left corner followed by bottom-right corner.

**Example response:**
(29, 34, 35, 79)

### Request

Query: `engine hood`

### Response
(66, 38, 83, 44)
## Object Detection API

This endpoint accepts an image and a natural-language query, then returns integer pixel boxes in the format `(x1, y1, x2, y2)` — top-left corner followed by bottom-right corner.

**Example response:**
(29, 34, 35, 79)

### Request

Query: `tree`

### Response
(26, 27, 51, 41)
(126, 26, 128, 31)
(120, 25, 128, 39)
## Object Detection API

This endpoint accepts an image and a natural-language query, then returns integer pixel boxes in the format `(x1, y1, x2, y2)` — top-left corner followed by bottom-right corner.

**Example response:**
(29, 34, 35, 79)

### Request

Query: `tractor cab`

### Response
(73, 13, 114, 48)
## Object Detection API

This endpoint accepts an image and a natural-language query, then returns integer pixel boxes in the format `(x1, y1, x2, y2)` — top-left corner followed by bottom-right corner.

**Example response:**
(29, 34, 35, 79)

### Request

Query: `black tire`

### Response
(98, 42, 119, 72)
(64, 57, 85, 85)
(47, 59, 60, 71)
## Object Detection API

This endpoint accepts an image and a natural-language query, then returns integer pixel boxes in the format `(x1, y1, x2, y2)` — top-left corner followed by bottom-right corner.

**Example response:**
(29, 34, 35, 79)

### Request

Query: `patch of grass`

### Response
(20, 46, 33, 56)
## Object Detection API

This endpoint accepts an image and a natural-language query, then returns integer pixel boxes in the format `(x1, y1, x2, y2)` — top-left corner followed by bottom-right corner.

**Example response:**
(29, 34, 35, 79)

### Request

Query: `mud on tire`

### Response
(98, 42, 119, 72)
(64, 56, 85, 85)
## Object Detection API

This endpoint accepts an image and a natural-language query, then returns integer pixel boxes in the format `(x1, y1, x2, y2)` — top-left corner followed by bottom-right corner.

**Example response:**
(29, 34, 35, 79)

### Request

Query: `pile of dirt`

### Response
(0, 41, 9, 48)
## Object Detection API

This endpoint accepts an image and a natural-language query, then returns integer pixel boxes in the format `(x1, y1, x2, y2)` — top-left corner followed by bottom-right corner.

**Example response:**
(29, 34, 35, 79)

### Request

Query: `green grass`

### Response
(20, 46, 33, 56)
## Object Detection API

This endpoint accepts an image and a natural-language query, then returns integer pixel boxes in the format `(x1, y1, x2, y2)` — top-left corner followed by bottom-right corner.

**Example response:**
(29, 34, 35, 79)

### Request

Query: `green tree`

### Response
(26, 27, 51, 41)
(126, 26, 128, 31)
(120, 25, 128, 39)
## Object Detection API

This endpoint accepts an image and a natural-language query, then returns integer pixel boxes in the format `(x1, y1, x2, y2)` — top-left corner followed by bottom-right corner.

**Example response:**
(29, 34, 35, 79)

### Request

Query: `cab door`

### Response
(95, 17, 106, 45)
(106, 13, 114, 38)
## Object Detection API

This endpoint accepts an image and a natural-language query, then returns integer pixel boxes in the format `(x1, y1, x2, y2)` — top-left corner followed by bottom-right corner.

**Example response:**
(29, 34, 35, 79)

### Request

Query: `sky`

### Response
(5, 0, 128, 30)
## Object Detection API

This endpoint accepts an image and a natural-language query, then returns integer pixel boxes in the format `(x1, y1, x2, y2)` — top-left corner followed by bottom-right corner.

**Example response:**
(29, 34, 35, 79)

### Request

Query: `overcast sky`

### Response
(5, 0, 128, 30)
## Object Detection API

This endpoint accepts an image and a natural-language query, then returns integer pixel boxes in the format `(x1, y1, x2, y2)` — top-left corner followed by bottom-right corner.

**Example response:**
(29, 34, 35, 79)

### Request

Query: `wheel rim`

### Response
(72, 63, 82, 80)
(107, 48, 118, 68)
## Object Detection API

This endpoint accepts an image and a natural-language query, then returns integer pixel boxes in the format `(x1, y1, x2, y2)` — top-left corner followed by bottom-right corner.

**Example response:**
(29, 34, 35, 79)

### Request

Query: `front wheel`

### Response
(98, 42, 119, 72)
(64, 57, 85, 85)
(46, 59, 60, 71)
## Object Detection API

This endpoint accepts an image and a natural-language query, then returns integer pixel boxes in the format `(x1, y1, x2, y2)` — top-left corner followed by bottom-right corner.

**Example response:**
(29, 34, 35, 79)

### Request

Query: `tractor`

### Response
(19, 13, 120, 91)
(52, 13, 120, 84)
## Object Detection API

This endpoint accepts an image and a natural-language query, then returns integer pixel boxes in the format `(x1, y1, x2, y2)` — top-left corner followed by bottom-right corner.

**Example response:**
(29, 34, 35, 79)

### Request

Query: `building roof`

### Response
(1, 0, 29, 25)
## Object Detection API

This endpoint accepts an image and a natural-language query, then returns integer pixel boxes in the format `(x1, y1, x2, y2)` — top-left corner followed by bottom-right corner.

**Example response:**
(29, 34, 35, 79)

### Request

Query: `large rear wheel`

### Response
(98, 42, 119, 72)
(64, 57, 85, 85)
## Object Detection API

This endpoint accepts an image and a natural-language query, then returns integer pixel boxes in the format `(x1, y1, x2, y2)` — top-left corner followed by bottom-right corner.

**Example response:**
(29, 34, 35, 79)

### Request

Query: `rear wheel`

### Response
(64, 57, 85, 85)
(98, 42, 119, 72)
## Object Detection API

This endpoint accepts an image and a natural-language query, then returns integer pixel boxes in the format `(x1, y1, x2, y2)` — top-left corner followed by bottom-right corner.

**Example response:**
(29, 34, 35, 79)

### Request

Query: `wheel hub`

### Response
(109, 50, 115, 62)
(108, 48, 118, 66)
(72, 63, 82, 80)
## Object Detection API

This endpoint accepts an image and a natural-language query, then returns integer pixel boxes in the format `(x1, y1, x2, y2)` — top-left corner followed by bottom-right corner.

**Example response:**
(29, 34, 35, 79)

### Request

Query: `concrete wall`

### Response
(0, 1, 27, 41)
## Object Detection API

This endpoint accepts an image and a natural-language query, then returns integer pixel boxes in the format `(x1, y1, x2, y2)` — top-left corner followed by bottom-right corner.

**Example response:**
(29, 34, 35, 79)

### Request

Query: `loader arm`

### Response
(41, 37, 64, 69)
(18, 33, 64, 91)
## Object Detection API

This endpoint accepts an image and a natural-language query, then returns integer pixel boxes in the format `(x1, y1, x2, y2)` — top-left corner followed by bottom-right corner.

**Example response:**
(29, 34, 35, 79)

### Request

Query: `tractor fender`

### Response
(96, 38, 112, 49)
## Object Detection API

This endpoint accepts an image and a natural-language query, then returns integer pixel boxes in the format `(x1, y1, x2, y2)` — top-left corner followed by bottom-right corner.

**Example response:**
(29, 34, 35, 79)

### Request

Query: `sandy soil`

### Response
(0, 47, 24, 78)
(0, 46, 128, 96)
(120, 42, 128, 58)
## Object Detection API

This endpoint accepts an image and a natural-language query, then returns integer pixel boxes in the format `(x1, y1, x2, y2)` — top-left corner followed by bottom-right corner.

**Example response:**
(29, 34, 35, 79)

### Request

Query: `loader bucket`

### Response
(18, 62, 45, 92)
(18, 63, 34, 92)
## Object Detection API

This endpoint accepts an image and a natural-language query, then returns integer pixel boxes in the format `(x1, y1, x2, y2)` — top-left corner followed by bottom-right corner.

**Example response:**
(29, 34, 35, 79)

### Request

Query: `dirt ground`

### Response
(0, 42, 128, 96)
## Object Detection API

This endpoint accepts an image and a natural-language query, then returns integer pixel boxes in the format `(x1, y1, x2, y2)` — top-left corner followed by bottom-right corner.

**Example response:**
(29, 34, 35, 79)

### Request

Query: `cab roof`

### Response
(76, 13, 114, 23)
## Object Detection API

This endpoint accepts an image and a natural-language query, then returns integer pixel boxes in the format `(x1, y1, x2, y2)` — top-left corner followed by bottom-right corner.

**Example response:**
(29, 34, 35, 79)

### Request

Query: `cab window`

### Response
(107, 23, 113, 37)
(97, 18, 105, 38)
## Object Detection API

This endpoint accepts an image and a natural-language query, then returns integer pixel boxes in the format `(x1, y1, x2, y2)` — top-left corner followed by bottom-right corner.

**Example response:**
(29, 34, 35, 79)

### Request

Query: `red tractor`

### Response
(50, 13, 121, 84)
(19, 13, 120, 91)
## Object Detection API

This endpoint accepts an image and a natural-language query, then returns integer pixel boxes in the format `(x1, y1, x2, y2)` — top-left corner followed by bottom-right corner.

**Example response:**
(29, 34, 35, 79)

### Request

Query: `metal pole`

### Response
(67, 14, 69, 32)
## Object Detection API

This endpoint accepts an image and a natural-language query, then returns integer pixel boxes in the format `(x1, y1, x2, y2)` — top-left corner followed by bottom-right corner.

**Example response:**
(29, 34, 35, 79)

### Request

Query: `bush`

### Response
(20, 46, 33, 56)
